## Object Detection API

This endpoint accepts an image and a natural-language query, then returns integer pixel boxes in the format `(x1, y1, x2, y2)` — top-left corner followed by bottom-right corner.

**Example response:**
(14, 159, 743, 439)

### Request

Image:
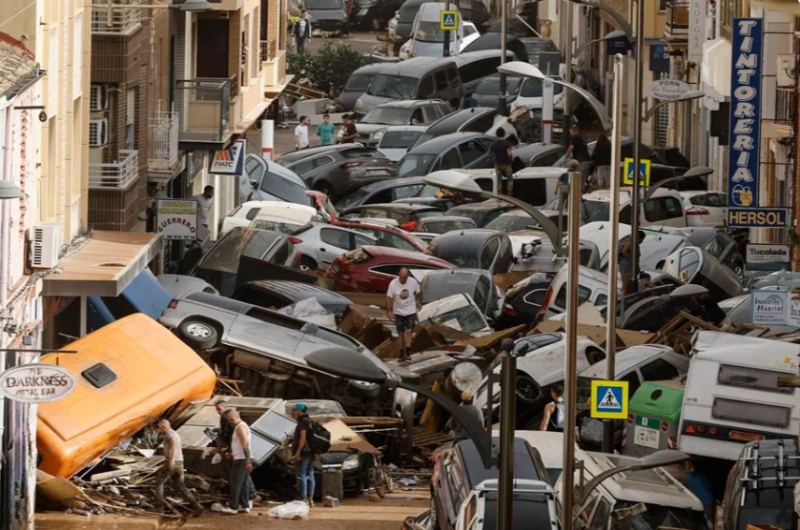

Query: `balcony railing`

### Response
(89, 150, 139, 190)
(175, 77, 232, 143)
(91, 0, 144, 35)
(776, 90, 796, 124)
(148, 112, 180, 170)
(261, 39, 278, 62)
(665, 2, 689, 37)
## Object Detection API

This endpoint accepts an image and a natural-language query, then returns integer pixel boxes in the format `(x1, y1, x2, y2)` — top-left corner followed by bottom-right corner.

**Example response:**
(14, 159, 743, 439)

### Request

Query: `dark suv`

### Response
(431, 437, 547, 530)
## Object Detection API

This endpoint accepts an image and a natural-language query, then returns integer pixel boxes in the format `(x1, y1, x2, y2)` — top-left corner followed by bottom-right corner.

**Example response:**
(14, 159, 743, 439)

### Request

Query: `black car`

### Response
(675, 227, 745, 281)
(336, 177, 426, 209)
(338, 63, 390, 111)
(620, 284, 727, 332)
(462, 32, 530, 62)
(340, 202, 443, 228)
(421, 269, 499, 319)
(446, 201, 517, 227)
(233, 280, 353, 318)
(497, 272, 554, 328)
(466, 75, 522, 114)
(431, 437, 547, 530)
(355, 99, 453, 146)
(486, 17, 538, 38)
(396, 132, 496, 177)
(351, 0, 403, 29)
(413, 108, 513, 148)
(305, 0, 351, 32)
(427, 229, 514, 274)
(510, 143, 566, 167)
(456, 0, 492, 30)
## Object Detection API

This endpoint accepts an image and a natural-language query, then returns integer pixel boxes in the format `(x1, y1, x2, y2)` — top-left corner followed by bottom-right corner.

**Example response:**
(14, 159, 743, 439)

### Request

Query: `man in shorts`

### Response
(386, 267, 421, 361)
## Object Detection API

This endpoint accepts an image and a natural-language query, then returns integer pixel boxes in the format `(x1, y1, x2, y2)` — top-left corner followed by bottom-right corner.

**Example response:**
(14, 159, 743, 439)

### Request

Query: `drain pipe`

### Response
(0, 98, 10, 527)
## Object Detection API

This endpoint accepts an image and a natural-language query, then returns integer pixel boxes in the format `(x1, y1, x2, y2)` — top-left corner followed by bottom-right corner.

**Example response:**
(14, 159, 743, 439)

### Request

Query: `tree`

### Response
(287, 40, 366, 97)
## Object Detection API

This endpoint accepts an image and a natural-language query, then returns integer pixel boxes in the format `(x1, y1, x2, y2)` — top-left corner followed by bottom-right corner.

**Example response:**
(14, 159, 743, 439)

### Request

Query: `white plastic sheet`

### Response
(268, 500, 310, 519)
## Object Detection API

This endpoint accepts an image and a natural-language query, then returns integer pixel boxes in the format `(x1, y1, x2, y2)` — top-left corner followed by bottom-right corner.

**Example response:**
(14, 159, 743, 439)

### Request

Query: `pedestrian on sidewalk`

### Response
(290, 403, 317, 506)
(155, 419, 203, 516)
(489, 127, 514, 196)
(386, 267, 421, 361)
(293, 10, 312, 54)
(341, 114, 358, 143)
(317, 114, 335, 146)
(192, 185, 213, 228)
(295, 116, 310, 150)
(219, 410, 256, 514)
(539, 386, 565, 432)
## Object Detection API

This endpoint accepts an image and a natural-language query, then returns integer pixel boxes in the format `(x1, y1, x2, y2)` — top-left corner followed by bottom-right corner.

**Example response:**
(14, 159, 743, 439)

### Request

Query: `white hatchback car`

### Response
(221, 200, 318, 236)
(680, 190, 728, 227)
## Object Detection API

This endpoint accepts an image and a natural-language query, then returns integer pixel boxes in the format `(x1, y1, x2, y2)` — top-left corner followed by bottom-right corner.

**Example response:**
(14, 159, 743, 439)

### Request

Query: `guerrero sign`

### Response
(0, 364, 76, 403)
(727, 19, 763, 225)
(157, 199, 199, 240)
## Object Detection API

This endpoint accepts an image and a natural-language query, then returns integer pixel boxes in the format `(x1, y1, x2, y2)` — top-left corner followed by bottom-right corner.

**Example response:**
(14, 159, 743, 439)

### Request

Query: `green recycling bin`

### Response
(623, 381, 685, 458)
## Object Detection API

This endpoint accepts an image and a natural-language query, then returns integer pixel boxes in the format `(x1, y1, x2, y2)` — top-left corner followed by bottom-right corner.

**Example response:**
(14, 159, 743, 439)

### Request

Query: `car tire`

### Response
(300, 255, 318, 272)
(348, 379, 382, 398)
(516, 372, 541, 405)
(429, 492, 439, 530)
(178, 319, 219, 350)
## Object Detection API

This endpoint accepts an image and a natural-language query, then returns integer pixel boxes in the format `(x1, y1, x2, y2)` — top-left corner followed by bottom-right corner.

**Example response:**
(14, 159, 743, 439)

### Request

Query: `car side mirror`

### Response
(250, 179, 258, 188)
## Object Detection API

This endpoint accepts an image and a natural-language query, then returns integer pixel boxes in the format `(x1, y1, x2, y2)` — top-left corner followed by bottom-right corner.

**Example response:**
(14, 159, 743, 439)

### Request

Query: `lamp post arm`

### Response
(577, 465, 632, 506)
(569, 0, 634, 41)
(575, 37, 612, 59)
(643, 99, 673, 122)
(484, 191, 566, 256)
(549, 79, 613, 131)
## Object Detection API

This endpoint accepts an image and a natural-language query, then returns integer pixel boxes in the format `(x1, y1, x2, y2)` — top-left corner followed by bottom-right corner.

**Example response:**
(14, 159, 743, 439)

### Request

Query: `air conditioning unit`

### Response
(88, 119, 108, 147)
(90, 85, 107, 111)
(777, 55, 796, 88)
(30, 223, 61, 269)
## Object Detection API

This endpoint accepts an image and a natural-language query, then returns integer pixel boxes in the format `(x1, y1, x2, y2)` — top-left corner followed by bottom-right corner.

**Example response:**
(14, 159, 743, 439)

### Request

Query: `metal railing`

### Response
(91, 0, 144, 35)
(175, 77, 232, 143)
(148, 112, 180, 169)
(665, 2, 689, 36)
(776, 90, 796, 124)
(89, 150, 139, 190)
(261, 39, 278, 62)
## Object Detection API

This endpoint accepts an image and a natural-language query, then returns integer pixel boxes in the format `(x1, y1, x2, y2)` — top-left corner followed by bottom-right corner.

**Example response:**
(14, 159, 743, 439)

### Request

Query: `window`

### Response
(712, 398, 791, 428)
(522, 289, 548, 309)
(463, 113, 495, 133)
(474, 277, 490, 311)
(555, 284, 592, 309)
(291, 159, 316, 176)
(621, 370, 641, 397)
(446, 67, 459, 85)
(464, 23, 477, 36)
(645, 197, 683, 222)
(536, 153, 563, 167)
(639, 358, 681, 382)
(480, 238, 500, 270)
(392, 184, 423, 200)
(417, 76, 434, 99)
(371, 264, 403, 276)
(270, 240, 292, 264)
(245, 207, 261, 221)
(595, 293, 608, 306)
(459, 140, 486, 166)
(703, 236, 727, 258)
(410, 109, 424, 125)
(354, 233, 373, 248)
(440, 148, 462, 170)
(435, 70, 448, 91)
(438, 104, 452, 117)
(313, 155, 335, 168)
(422, 106, 440, 123)
(321, 228, 353, 250)
(589, 499, 611, 530)
(718, 365, 794, 394)
(234, 287, 286, 308)
(245, 306, 304, 329)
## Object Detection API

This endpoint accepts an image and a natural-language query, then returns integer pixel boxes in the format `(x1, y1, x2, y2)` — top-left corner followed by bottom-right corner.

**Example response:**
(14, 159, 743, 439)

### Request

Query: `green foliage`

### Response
(286, 39, 366, 96)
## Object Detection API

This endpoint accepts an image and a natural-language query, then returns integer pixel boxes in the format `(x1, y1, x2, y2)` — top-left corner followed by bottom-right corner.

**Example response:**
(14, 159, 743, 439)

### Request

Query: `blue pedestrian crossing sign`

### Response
(623, 157, 651, 186)
(590, 380, 629, 419)
(441, 11, 458, 30)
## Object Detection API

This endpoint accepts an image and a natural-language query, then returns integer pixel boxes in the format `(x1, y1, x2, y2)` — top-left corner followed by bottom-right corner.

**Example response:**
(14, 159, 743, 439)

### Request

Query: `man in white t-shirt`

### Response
(192, 185, 213, 228)
(295, 116, 309, 150)
(386, 268, 421, 360)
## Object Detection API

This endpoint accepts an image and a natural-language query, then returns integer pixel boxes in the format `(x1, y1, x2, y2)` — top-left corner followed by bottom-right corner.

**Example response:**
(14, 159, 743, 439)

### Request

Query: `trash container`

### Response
(623, 381, 685, 458)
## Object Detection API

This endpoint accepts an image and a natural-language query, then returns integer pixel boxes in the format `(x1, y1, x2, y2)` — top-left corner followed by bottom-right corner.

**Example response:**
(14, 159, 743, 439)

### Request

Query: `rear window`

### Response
(482, 492, 555, 530)
(712, 398, 791, 429)
(718, 365, 793, 394)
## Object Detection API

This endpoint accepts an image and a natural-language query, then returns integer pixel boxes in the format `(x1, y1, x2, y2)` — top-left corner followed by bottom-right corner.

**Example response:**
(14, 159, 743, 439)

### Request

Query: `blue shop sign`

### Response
(728, 208, 787, 229)
(650, 45, 670, 73)
(727, 18, 763, 212)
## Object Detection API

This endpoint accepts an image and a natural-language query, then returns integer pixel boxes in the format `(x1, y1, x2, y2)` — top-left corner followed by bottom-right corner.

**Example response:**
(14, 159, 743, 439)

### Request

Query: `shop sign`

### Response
(0, 364, 76, 403)
(157, 199, 199, 240)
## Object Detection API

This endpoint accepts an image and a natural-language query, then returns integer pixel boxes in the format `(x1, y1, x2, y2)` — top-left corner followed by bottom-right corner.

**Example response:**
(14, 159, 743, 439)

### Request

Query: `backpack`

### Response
(307, 420, 331, 454)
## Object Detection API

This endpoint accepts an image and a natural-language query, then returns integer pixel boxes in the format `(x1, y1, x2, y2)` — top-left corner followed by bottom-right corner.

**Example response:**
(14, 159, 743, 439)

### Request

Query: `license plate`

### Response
(729, 430, 765, 442)
(365, 169, 390, 176)
(634, 425, 660, 449)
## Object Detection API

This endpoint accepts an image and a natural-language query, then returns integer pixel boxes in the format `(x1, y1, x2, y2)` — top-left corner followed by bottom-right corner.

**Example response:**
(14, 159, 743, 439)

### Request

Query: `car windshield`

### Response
(415, 20, 446, 42)
(250, 220, 305, 234)
(380, 130, 425, 148)
(306, 0, 342, 9)
(368, 74, 417, 99)
(419, 219, 475, 233)
(423, 304, 486, 332)
(361, 107, 409, 125)
(485, 212, 534, 232)
(583, 200, 611, 222)
(519, 78, 564, 97)
(335, 188, 373, 210)
(261, 170, 310, 205)
(474, 77, 521, 95)
(397, 154, 436, 177)
(345, 73, 376, 91)
(524, 41, 554, 54)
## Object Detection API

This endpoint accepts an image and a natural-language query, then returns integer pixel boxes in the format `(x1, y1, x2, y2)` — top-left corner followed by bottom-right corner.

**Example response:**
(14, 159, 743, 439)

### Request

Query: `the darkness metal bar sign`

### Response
(727, 19, 781, 228)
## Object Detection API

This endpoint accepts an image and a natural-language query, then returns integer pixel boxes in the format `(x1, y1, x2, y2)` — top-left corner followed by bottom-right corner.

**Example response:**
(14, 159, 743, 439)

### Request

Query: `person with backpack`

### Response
(290, 403, 319, 506)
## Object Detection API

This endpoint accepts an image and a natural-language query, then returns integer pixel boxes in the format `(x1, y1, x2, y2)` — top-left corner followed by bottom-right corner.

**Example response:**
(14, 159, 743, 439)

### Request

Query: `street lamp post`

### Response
(643, 90, 706, 121)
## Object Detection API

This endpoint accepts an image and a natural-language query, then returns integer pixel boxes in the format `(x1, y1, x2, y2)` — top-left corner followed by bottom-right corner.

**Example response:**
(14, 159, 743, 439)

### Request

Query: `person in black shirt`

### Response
(490, 127, 514, 196)
(565, 125, 590, 163)
(290, 403, 316, 506)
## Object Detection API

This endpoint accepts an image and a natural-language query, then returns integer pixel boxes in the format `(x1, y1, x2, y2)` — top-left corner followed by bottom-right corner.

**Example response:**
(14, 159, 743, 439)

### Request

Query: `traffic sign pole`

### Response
(440, 11, 457, 58)
(443, 23, 450, 57)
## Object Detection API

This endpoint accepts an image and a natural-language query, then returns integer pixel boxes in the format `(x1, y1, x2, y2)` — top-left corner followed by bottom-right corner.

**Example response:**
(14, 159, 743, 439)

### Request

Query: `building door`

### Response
(196, 19, 229, 78)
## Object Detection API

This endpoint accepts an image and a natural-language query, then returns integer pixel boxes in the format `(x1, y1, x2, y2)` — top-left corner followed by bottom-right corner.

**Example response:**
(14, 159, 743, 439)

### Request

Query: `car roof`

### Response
(425, 107, 496, 135)
(449, 201, 515, 213)
(675, 227, 719, 246)
(380, 56, 455, 76)
(352, 62, 392, 75)
(407, 132, 491, 153)
(431, 228, 503, 246)
(362, 245, 455, 266)
(372, 99, 446, 109)
(451, 49, 516, 64)
(276, 143, 366, 164)
(354, 202, 440, 212)
(240, 280, 351, 305)
(384, 125, 429, 133)
(692, 331, 800, 371)
(579, 345, 677, 379)
(350, 176, 425, 192)
(456, 437, 541, 486)
(511, 143, 564, 158)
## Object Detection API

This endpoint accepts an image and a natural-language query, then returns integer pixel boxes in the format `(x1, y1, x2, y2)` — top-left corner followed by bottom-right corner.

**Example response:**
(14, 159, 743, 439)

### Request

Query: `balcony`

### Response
(175, 77, 233, 148)
(91, 0, 144, 36)
(262, 39, 287, 89)
(665, 2, 689, 41)
(776, 90, 796, 125)
(89, 150, 139, 190)
(148, 111, 184, 180)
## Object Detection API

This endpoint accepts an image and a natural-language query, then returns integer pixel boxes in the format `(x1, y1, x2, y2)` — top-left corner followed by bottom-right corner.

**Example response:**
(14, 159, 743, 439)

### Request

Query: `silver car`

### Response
(291, 223, 378, 271)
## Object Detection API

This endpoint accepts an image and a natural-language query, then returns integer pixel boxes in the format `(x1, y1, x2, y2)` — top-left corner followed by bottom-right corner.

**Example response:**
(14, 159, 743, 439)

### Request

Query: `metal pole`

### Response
(602, 54, 624, 454)
(629, 0, 645, 294)
(497, 340, 516, 530)
(543, 77, 554, 145)
(562, 159, 582, 530)
(562, 1, 573, 146)
(498, 0, 508, 114)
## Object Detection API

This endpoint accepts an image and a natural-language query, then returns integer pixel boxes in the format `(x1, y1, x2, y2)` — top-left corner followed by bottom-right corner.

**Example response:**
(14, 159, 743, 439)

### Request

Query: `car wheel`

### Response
(370, 17, 383, 31)
(300, 255, 318, 272)
(178, 319, 219, 350)
(348, 379, 382, 398)
(516, 373, 541, 404)
(429, 492, 439, 530)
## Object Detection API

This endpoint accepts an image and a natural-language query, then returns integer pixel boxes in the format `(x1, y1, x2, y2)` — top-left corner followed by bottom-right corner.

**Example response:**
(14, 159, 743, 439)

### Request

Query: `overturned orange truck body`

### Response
(37, 314, 216, 478)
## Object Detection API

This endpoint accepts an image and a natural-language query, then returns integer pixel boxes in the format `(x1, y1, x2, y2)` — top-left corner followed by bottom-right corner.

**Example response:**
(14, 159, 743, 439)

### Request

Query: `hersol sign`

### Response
(0, 364, 76, 403)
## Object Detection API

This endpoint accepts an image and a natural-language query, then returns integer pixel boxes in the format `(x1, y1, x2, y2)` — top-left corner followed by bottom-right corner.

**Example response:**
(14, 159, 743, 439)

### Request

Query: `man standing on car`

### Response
(341, 114, 358, 144)
(386, 267, 421, 361)
(294, 10, 311, 54)
(290, 403, 316, 507)
(219, 410, 256, 514)
(490, 127, 514, 196)
(155, 419, 203, 516)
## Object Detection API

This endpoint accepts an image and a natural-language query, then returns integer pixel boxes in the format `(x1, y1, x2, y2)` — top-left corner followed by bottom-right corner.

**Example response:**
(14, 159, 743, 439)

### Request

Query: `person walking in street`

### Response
(155, 419, 203, 516)
(539, 386, 565, 432)
(590, 133, 612, 189)
(317, 114, 335, 146)
(290, 403, 316, 507)
(219, 410, 256, 514)
(386, 267, 421, 361)
(341, 114, 358, 143)
(192, 185, 213, 228)
(620, 230, 645, 296)
(295, 116, 310, 150)
(490, 127, 514, 196)
(293, 10, 312, 54)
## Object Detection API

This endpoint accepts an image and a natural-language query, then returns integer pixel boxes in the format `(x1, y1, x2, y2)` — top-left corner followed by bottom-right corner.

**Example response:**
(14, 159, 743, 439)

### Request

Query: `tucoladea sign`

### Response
(0, 364, 76, 403)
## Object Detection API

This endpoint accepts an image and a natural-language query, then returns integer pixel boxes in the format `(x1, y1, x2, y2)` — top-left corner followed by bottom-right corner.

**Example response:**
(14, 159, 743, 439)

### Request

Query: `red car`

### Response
(324, 245, 456, 293)
(330, 218, 428, 253)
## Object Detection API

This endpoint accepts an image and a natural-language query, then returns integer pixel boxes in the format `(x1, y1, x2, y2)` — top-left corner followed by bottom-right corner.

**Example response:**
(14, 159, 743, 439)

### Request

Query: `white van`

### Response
(538, 264, 620, 319)
(678, 331, 800, 461)
(400, 3, 462, 59)
(448, 166, 566, 206)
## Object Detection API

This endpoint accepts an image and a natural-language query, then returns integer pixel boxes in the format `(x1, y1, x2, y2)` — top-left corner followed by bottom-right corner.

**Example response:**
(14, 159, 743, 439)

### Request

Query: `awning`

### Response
(43, 231, 162, 298)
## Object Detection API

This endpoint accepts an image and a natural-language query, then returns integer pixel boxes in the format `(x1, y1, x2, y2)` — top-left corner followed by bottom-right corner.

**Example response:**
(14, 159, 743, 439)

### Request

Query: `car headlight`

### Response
(372, 130, 384, 141)
(355, 99, 363, 111)
(342, 454, 360, 471)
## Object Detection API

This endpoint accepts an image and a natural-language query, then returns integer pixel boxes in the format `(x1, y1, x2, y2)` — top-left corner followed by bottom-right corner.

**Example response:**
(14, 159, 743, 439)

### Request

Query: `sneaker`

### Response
(239, 507, 251, 513)
(249, 500, 254, 510)
(219, 507, 238, 515)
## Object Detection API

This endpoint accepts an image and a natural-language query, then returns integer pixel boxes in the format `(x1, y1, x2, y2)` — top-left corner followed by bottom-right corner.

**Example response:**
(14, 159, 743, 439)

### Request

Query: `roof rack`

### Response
(738, 440, 800, 503)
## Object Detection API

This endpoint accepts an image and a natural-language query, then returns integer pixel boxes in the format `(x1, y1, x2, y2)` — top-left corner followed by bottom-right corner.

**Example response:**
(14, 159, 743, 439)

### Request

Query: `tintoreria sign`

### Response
(0, 364, 77, 403)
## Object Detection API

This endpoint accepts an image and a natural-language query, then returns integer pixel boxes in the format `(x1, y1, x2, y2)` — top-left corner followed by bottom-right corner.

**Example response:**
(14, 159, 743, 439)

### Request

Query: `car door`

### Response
(242, 155, 268, 203)
(458, 139, 488, 168)
(479, 237, 500, 272)
(317, 226, 375, 266)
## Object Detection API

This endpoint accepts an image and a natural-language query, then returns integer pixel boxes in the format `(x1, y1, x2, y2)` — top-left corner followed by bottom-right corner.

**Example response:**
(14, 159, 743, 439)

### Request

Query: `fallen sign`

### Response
(0, 363, 76, 403)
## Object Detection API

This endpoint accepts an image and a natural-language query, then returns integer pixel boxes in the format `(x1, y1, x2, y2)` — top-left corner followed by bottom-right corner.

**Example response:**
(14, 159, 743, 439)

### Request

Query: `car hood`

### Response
(412, 40, 455, 57)
(514, 342, 593, 387)
(356, 94, 396, 115)
(356, 123, 394, 136)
